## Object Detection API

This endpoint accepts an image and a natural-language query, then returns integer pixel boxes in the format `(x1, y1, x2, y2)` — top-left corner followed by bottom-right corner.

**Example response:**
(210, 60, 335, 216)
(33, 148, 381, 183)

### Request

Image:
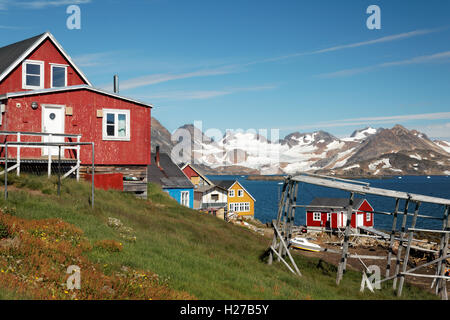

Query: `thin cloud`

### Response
(142, 85, 277, 101)
(280, 112, 450, 131)
(114, 66, 240, 91)
(317, 50, 450, 78)
(0, 0, 90, 9)
(243, 27, 445, 66)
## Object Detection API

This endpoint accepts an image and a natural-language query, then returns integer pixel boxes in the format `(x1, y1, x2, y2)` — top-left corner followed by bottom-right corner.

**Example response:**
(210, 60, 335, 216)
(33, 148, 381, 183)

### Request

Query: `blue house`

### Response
(147, 146, 194, 208)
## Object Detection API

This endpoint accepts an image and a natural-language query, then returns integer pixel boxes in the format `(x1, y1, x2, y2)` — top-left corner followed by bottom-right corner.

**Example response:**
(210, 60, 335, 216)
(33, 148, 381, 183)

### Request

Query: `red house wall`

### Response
(306, 200, 374, 229)
(0, 39, 87, 95)
(1, 89, 151, 165)
(182, 166, 199, 180)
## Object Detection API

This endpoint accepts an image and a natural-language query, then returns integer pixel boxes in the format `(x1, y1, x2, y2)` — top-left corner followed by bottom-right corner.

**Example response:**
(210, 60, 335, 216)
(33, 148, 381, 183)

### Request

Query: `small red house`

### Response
(306, 197, 374, 230)
(0, 32, 152, 189)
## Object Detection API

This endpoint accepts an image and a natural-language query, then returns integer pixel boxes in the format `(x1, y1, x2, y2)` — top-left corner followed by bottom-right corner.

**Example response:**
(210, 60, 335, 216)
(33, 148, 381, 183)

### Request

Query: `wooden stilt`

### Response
(386, 198, 400, 278)
(393, 198, 410, 290)
(268, 179, 288, 265)
(437, 205, 449, 300)
(397, 201, 420, 297)
(336, 192, 354, 285)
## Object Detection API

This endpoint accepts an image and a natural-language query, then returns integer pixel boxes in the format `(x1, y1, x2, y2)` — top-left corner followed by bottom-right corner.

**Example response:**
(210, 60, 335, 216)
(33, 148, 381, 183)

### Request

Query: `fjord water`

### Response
(207, 175, 450, 231)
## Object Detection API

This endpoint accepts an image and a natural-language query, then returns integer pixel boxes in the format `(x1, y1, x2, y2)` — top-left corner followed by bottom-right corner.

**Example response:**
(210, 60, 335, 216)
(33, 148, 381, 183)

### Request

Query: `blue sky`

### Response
(1, 0, 450, 140)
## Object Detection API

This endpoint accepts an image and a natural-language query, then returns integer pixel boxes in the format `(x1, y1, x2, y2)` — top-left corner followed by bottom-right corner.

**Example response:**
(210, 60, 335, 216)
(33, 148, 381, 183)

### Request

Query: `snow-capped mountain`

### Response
(153, 120, 450, 176)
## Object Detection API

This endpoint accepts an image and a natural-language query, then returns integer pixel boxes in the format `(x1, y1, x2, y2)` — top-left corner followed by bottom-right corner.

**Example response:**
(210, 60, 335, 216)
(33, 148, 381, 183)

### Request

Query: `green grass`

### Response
(0, 173, 437, 300)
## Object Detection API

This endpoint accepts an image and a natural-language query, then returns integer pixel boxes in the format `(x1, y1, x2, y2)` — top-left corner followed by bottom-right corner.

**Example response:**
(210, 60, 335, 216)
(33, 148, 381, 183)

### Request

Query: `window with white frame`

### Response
(102, 109, 130, 141)
(229, 202, 250, 213)
(228, 190, 235, 197)
(237, 189, 244, 197)
(313, 212, 321, 221)
(180, 191, 189, 207)
(327, 212, 331, 221)
(22, 60, 44, 89)
(51, 64, 67, 87)
(366, 212, 371, 221)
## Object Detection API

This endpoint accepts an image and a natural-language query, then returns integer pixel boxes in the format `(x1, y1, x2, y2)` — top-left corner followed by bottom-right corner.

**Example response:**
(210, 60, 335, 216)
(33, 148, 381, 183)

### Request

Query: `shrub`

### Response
(0, 223, 9, 239)
(94, 239, 123, 253)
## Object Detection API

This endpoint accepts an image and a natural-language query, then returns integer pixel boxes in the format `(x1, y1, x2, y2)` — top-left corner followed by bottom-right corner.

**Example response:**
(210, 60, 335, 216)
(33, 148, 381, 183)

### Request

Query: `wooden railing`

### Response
(0, 130, 82, 180)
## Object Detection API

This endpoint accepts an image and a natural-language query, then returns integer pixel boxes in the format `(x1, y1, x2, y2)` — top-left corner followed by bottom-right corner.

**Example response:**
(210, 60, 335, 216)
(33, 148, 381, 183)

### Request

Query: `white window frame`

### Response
(22, 59, 44, 89)
(102, 109, 131, 141)
(229, 203, 235, 212)
(229, 190, 235, 197)
(327, 212, 331, 221)
(313, 212, 321, 221)
(366, 212, 371, 221)
(50, 63, 68, 88)
(237, 189, 244, 197)
(180, 191, 189, 207)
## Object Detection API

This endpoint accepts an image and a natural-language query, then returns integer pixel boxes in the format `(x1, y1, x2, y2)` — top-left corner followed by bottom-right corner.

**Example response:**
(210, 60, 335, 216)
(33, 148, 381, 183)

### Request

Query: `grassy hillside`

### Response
(0, 174, 436, 300)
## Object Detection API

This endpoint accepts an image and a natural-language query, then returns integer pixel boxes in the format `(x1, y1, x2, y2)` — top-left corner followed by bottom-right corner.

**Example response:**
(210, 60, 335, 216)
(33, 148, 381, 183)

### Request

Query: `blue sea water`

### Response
(207, 175, 450, 231)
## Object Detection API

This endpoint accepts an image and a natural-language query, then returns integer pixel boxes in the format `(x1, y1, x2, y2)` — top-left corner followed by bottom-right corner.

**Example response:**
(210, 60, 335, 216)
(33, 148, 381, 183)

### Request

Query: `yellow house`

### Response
(212, 180, 256, 217)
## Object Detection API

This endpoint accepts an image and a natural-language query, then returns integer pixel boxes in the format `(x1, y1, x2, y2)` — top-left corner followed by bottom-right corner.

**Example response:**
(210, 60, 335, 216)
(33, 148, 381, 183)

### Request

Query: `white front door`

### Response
(42, 105, 65, 156)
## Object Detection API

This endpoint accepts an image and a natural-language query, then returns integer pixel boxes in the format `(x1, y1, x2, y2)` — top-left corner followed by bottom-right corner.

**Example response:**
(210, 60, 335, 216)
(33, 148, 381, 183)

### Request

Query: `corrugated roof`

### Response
(147, 153, 194, 189)
(306, 197, 366, 212)
(0, 33, 45, 78)
(211, 180, 236, 190)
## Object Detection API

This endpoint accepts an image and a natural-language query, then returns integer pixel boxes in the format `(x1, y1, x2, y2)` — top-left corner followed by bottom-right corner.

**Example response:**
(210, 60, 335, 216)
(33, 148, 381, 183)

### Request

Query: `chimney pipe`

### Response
(113, 74, 119, 94)
(155, 145, 160, 168)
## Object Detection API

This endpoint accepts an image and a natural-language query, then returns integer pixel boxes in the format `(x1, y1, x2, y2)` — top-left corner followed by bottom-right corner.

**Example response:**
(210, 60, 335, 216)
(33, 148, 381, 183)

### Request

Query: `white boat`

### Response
(427, 176, 431, 179)
(290, 237, 322, 252)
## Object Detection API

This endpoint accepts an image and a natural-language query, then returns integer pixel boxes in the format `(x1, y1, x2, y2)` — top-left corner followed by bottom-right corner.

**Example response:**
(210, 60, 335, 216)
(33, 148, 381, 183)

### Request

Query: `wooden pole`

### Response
(437, 205, 449, 300)
(336, 192, 354, 285)
(386, 198, 400, 278)
(278, 181, 292, 261)
(397, 201, 420, 297)
(393, 197, 410, 289)
(286, 182, 299, 250)
(268, 179, 288, 265)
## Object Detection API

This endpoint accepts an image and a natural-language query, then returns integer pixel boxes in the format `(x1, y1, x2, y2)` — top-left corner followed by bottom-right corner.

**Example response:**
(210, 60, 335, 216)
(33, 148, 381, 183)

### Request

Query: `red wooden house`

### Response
(306, 197, 374, 230)
(0, 32, 152, 193)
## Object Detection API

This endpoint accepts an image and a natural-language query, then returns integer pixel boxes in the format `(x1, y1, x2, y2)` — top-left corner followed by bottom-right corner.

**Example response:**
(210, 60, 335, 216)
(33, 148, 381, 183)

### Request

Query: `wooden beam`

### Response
(291, 175, 450, 206)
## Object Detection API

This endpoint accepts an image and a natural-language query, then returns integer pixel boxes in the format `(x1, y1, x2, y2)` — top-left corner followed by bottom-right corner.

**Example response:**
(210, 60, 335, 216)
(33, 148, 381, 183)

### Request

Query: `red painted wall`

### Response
(182, 166, 199, 179)
(1, 89, 151, 165)
(306, 199, 374, 228)
(0, 38, 87, 95)
(84, 173, 123, 191)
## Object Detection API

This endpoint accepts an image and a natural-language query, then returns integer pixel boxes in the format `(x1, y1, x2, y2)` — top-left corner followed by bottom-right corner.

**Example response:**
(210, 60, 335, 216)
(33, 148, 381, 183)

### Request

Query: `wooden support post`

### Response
(278, 181, 293, 260)
(47, 134, 52, 178)
(437, 205, 449, 300)
(16, 132, 20, 176)
(393, 197, 410, 289)
(268, 179, 288, 265)
(397, 201, 420, 297)
(286, 182, 299, 253)
(336, 192, 354, 285)
(76, 135, 81, 181)
(386, 198, 400, 278)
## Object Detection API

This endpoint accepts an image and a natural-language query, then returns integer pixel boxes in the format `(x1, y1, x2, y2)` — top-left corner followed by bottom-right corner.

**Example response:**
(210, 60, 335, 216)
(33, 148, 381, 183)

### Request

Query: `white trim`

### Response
(180, 163, 213, 186)
(0, 85, 153, 108)
(22, 59, 44, 89)
(313, 212, 322, 221)
(50, 64, 67, 88)
(102, 108, 131, 141)
(0, 32, 92, 86)
(228, 180, 256, 201)
(228, 189, 235, 197)
(180, 190, 190, 207)
(41, 104, 66, 156)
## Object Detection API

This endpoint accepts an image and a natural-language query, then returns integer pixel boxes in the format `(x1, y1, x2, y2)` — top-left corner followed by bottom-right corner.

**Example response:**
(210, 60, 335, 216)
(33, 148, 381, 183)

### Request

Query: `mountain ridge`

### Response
(151, 119, 450, 176)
